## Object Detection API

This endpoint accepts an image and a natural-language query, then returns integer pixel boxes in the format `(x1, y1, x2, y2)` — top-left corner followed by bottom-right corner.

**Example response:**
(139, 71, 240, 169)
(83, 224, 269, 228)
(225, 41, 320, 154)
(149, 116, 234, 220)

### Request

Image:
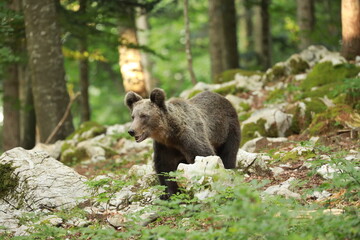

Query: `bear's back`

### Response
(188, 91, 239, 146)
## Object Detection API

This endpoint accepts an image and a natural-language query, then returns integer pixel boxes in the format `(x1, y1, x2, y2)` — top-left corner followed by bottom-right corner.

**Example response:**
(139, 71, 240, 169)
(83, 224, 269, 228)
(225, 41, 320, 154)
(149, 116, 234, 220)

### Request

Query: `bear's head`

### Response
(125, 88, 167, 142)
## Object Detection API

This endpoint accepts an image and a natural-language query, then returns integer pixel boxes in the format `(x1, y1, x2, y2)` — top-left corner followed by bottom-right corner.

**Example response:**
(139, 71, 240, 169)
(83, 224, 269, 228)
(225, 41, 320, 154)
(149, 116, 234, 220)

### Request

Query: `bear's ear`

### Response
(150, 88, 166, 110)
(125, 91, 142, 110)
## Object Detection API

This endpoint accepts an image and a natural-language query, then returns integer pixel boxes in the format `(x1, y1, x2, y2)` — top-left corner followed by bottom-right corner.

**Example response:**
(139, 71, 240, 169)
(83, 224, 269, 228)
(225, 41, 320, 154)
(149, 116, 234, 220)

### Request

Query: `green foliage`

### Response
(301, 62, 360, 91)
(0, 163, 18, 200)
(307, 104, 354, 136)
(85, 177, 131, 207)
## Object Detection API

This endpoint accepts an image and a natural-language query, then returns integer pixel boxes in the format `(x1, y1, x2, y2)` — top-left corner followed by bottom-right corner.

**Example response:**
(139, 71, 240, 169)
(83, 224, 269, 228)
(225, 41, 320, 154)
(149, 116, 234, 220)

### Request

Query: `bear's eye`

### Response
(131, 115, 134, 120)
(140, 114, 149, 119)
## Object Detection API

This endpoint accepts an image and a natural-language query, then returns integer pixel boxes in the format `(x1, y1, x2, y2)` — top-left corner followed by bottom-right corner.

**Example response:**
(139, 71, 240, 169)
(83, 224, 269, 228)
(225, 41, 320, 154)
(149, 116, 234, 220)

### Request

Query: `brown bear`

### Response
(125, 88, 240, 198)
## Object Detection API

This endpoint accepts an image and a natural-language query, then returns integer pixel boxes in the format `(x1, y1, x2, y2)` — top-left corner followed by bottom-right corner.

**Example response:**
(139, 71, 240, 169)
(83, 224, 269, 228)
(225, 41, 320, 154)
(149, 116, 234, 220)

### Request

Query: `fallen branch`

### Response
(45, 92, 81, 144)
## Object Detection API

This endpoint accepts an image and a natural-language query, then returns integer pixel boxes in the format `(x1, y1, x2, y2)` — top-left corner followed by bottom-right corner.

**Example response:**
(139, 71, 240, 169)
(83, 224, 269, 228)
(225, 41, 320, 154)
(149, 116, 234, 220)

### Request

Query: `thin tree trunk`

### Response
(183, 0, 197, 85)
(341, 0, 360, 60)
(3, 0, 22, 151)
(297, 0, 315, 49)
(208, 0, 240, 80)
(3, 64, 20, 151)
(135, 7, 155, 92)
(79, 0, 90, 122)
(19, 64, 36, 149)
(23, 0, 74, 143)
(261, 0, 271, 70)
(222, 0, 239, 70)
(208, 0, 224, 80)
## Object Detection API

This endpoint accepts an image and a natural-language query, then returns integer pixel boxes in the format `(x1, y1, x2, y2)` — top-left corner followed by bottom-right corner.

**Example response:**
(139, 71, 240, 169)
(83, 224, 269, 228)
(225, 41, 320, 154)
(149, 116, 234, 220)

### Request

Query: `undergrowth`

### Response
(1, 142, 359, 240)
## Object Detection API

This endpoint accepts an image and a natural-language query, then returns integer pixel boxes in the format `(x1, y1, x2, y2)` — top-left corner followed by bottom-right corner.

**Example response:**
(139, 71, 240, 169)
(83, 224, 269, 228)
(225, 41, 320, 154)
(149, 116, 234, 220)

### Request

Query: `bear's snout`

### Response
(128, 129, 135, 137)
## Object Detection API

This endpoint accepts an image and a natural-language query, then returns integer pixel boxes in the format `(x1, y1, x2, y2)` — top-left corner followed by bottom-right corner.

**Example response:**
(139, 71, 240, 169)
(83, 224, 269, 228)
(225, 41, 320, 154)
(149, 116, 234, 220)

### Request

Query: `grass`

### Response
(2, 141, 359, 240)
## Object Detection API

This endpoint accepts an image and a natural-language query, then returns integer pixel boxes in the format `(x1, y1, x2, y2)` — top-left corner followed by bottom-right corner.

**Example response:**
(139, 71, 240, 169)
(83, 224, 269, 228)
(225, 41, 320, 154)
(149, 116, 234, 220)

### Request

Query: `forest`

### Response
(0, 0, 359, 239)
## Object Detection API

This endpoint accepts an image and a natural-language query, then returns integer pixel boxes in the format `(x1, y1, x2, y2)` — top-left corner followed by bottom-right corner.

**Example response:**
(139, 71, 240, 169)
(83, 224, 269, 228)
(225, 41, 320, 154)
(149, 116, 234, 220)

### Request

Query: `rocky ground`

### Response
(0, 45, 359, 239)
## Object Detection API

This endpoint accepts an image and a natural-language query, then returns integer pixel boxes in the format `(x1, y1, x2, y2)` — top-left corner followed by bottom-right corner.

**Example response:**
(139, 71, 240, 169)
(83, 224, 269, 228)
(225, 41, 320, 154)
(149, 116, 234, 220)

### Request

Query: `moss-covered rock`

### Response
(0, 163, 19, 200)
(60, 144, 89, 166)
(215, 69, 263, 84)
(266, 88, 286, 104)
(307, 104, 355, 136)
(286, 98, 328, 135)
(241, 119, 267, 146)
(187, 90, 203, 99)
(265, 63, 287, 82)
(213, 84, 245, 96)
(288, 57, 310, 75)
(67, 121, 106, 142)
(301, 62, 360, 91)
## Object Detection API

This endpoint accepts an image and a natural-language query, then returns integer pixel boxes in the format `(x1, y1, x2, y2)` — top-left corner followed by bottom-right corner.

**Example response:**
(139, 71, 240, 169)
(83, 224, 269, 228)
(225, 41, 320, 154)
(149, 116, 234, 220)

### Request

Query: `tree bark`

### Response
(254, 0, 271, 70)
(297, 0, 315, 49)
(79, 0, 91, 122)
(19, 64, 36, 149)
(208, 0, 240, 80)
(23, 0, 74, 143)
(341, 0, 360, 60)
(3, 0, 22, 151)
(3, 64, 20, 151)
(135, 8, 155, 93)
(261, 0, 271, 70)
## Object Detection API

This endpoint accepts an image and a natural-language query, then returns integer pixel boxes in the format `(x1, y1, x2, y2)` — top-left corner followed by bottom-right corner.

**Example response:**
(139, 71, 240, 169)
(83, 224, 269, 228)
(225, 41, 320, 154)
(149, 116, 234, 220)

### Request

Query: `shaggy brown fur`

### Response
(125, 88, 240, 198)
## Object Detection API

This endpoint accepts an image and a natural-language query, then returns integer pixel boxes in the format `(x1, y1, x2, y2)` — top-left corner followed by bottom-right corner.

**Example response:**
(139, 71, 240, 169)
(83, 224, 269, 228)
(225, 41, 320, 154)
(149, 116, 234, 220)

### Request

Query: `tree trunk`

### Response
(341, 0, 360, 60)
(19, 65, 36, 149)
(2, 0, 22, 151)
(23, 0, 74, 143)
(135, 8, 155, 93)
(297, 0, 315, 49)
(79, 0, 91, 122)
(119, 10, 148, 97)
(261, 0, 271, 70)
(208, 0, 240, 80)
(254, 0, 271, 70)
(3, 64, 20, 151)
(222, 0, 240, 70)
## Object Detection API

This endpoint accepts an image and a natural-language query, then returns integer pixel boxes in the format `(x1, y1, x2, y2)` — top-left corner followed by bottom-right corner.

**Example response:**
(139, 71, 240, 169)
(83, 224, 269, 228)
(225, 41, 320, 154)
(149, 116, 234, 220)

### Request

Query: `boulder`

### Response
(0, 147, 89, 235)
(177, 156, 235, 195)
(241, 108, 293, 146)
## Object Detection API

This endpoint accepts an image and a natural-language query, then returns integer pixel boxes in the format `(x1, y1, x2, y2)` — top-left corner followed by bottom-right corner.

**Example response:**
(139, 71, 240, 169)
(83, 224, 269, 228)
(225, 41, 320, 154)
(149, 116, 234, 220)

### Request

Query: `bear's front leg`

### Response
(153, 142, 185, 198)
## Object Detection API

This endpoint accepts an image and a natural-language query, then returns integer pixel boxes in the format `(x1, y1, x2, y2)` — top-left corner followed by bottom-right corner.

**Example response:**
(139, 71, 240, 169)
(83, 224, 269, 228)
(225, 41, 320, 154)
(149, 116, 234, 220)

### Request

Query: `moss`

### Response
(274, 149, 316, 162)
(289, 58, 310, 75)
(239, 102, 251, 112)
(215, 69, 263, 84)
(187, 90, 203, 99)
(213, 85, 245, 96)
(308, 104, 354, 136)
(239, 112, 252, 122)
(0, 163, 19, 200)
(61, 146, 89, 166)
(301, 62, 360, 91)
(286, 105, 302, 135)
(297, 82, 339, 100)
(304, 98, 328, 127)
(240, 119, 267, 146)
(266, 88, 286, 104)
(265, 64, 287, 83)
(67, 121, 106, 141)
